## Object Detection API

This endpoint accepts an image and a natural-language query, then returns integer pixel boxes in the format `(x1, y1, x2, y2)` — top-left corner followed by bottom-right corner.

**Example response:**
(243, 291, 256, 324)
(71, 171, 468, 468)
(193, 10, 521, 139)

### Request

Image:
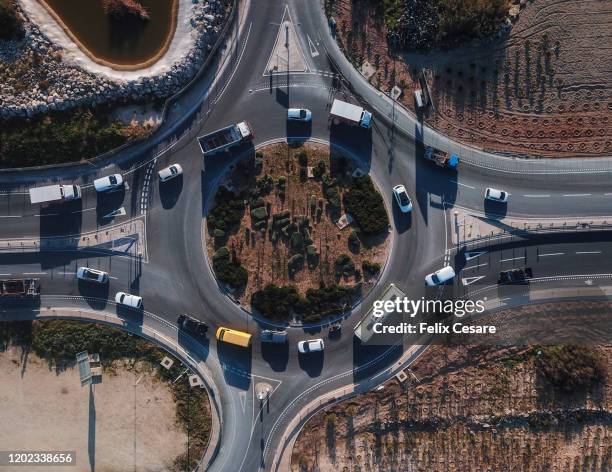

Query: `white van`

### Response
(425, 266, 456, 286)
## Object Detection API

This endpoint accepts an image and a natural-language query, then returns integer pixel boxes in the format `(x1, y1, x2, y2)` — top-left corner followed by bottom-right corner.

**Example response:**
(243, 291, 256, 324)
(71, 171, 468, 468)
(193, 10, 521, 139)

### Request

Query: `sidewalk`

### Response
(450, 207, 612, 246)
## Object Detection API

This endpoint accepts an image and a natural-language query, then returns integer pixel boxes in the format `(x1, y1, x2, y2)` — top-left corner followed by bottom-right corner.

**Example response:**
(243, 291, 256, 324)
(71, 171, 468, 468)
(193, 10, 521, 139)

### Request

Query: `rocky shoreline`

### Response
(0, 0, 230, 120)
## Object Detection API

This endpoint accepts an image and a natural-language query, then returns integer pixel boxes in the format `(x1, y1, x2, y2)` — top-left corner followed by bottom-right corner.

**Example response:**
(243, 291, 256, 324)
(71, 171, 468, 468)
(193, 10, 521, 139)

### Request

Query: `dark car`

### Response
(498, 267, 533, 284)
(177, 314, 208, 337)
(328, 324, 341, 338)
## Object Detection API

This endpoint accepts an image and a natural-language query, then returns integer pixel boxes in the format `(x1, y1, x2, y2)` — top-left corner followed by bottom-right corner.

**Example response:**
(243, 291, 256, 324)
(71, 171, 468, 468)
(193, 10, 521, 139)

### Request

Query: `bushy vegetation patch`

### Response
(0, 109, 145, 168)
(251, 284, 301, 321)
(212, 247, 248, 290)
(207, 188, 245, 237)
(343, 175, 389, 235)
(536, 345, 606, 393)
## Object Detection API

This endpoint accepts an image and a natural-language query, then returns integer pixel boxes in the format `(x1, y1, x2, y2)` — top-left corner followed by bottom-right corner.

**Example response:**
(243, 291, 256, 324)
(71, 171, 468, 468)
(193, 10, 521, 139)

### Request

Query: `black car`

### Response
(177, 314, 208, 337)
(328, 324, 341, 338)
(498, 267, 533, 284)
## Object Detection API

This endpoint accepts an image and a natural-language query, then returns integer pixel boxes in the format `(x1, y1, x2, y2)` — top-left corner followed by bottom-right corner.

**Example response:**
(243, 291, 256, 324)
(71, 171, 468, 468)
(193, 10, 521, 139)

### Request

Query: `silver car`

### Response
(287, 108, 312, 122)
(298, 338, 324, 353)
(94, 174, 124, 192)
(76, 267, 108, 284)
(115, 292, 143, 309)
(158, 164, 183, 182)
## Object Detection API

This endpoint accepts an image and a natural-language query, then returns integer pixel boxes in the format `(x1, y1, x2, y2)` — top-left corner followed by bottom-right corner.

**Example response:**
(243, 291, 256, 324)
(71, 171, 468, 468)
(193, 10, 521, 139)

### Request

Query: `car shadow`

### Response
(392, 203, 412, 234)
(298, 350, 324, 377)
(96, 187, 126, 226)
(484, 200, 508, 219)
(77, 280, 109, 310)
(115, 304, 144, 326)
(260, 341, 289, 372)
(178, 328, 210, 362)
(159, 175, 183, 209)
(216, 341, 252, 390)
(286, 120, 312, 143)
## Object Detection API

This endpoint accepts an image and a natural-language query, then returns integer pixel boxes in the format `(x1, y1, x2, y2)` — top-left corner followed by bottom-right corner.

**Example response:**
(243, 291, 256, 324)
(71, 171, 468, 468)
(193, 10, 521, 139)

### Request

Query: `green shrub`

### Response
(251, 284, 301, 321)
(290, 232, 304, 253)
(335, 253, 355, 277)
(208, 189, 245, 234)
(256, 174, 274, 195)
(297, 150, 308, 167)
(273, 210, 291, 222)
(251, 206, 268, 221)
(288, 254, 304, 274)
(362, 260, 381, 275)
(298, 284, 358, 322)
(343, 176, 388, 235)
(536, 345, 605, 393)
(348, 230, 361, 252)
(313, 160, 326, 179)
(212, 247, 248, 289)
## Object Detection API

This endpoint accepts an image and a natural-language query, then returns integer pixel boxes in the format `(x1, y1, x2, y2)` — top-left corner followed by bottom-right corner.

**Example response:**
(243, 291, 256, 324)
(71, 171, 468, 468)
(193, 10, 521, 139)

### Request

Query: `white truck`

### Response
(330, 99, 372, 128)
(29, 184, 81, 204)
(197, 121, 254, 157)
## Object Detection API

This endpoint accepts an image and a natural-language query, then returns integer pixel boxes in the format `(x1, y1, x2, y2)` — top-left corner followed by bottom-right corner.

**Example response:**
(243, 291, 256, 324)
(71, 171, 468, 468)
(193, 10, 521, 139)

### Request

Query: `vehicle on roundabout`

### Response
(330, 99, 372, 128)
(158, 164, 183, 182)
(76, 267, 108, 284)
(298, 338, 324, 353)
(392, 184, 413, 213)
(287, 108, 312, 122)
(425, 265, 456, 286)
(177, 314, 208, 336)
(216, 327, 252, 347)
(197, 121, 254, 157)
(328, 324, 341, 338)
(260, 329, 287, 344)
(115, 292, 143, 309)
(29, 184, 81, 204)
(498, 267, 533, 284)
(423, 146, 459, 169)
(94, 173, 124, 192)
(485, 187, 509, 203)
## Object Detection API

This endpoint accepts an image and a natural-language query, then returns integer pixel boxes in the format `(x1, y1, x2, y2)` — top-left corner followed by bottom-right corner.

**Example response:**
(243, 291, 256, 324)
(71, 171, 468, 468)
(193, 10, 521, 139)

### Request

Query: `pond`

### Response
(42, 0, 178, 68)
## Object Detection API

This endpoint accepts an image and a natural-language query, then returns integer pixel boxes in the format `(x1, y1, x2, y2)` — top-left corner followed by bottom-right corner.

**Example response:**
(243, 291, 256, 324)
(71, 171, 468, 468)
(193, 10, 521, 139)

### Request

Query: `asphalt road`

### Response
(1, 0, 612, 471)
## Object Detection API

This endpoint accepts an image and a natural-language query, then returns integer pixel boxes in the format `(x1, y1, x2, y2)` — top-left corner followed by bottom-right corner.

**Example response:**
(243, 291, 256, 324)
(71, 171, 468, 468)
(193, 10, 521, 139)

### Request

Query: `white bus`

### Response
(354, 284, 406, 343)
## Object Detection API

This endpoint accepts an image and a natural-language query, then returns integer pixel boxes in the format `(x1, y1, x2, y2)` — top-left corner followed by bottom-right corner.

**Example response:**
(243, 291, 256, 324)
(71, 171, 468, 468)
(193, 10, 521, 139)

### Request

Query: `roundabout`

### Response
(1, 0, 612, 471)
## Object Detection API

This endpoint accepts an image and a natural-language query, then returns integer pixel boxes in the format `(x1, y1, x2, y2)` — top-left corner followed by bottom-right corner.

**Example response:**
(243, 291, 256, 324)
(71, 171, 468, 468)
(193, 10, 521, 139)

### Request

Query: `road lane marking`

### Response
(307, 34, 319, 57)
(0, 215, 22, 218)
(539, 252, 564, 257)
(463, 262, 488, 270)
(576, 251, 602, 255)
(500, 256, 525, 262)
(449, 179, 475, 189)
(523, 194, 550, 198)
(465, 250, 487, 261)
(0, 273, 12, 276)
(563, 193, 591, 197)
(462, 276, 486, 286)
(22, 272, 46, 275)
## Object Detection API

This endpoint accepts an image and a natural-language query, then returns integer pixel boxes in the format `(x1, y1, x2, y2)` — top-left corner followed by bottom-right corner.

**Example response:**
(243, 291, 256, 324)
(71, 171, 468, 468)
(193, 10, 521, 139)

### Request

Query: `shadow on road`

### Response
(96, 187, 126, 226)
(78, 280, 109, 310)
(260, 341, 289, 372)
(216, 341, 252, 390)
(159, 175, 183, 209)
(298, 350, 324, 377)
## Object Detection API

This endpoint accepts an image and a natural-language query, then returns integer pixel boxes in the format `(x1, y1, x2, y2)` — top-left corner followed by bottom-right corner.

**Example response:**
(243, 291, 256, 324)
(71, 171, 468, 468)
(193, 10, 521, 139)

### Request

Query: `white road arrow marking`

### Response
(464, 251, 487, 261)
(462, 276, 486, 286)
(238, 391, 247, 414)
(103, 207, 126, 219)
(307, 34, 319, 57)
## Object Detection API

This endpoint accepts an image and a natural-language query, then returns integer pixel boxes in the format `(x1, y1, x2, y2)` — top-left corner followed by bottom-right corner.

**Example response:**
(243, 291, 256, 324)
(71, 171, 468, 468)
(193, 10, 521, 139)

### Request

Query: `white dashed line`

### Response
(563, 193, 591, 197)
(523, 194, 550, 198)
(500, 256, 525, 263)
(463, 262, 488, 270)
(449, 180, 475, 189)
(539, 252, 564, 257)
(576, 251, 602, 255)
(22, 272, 47, 275)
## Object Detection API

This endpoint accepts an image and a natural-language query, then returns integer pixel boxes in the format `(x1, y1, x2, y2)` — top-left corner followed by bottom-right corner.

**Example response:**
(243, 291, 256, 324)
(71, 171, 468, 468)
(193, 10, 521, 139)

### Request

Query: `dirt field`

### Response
(207, 142, 390, 307)
(0, 346, 186, 472)
(291, 301, 612, 471)
(332, 0, 612, 157)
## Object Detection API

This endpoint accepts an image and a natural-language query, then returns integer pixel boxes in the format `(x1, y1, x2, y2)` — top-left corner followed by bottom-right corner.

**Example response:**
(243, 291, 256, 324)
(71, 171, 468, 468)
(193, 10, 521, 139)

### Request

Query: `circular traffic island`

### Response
(206, 141, 391, 324)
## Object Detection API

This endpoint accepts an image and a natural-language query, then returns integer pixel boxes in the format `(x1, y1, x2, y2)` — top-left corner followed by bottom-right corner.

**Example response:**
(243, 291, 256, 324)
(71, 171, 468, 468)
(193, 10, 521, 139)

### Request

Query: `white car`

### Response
(392, 184, 413, 213)
(485, 187, 508, 203)
(298, 338, 324, 353)
(115, 292, 143, 309)
(77, 267, 108, 284)
(425, 265, 456, 286)
(94, 173, 124, 192)
(158, 164, 183, 182)
(287, 108, 312, 122)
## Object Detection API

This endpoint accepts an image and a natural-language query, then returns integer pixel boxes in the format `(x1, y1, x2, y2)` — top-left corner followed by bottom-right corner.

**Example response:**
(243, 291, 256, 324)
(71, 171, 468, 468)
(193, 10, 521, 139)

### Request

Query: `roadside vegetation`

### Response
(0, 108, 151, 168)
(292, 342, 611, 471)
(207, 142, 389, 322)
(0, 320, 211, 472)
(0, 0, 23, 41)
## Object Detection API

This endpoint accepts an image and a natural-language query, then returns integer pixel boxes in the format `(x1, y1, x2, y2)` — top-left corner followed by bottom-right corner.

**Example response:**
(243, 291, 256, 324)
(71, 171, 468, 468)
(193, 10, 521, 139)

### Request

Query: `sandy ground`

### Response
(18, 0, 199, 80)
(0, 346, 186, 472)
(332, 0, 612, 157)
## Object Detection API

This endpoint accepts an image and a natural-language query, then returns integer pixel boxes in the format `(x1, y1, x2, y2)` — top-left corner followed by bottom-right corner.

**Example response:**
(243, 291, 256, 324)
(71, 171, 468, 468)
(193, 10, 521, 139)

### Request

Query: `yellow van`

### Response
(215, 327, 252, 348)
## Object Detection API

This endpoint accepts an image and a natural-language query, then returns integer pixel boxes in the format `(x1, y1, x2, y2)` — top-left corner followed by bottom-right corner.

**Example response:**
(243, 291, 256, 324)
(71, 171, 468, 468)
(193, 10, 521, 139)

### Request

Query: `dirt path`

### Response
(0, 346, 186, 472)
(332, 0, 612, 157)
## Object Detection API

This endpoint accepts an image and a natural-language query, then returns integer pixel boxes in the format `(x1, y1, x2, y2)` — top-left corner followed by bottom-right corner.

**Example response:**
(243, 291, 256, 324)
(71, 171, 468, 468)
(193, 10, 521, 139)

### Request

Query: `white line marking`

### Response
(23, 272, 46, 275)
(462, 276, 486, 286)
(576, 251, 602, 255)
(539, 252, 564, 257)
(463, 262, 488, 270)
(0, 215, 22, 218)
(563, 193, 591, 197)
(307, 34, 319, 57)
(523, 194, 550, 198)
(449, 179, 475, 189)
(465, 251, 487, 261)
(0, 273, 12, 276)
(500, 256, 525, 262)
